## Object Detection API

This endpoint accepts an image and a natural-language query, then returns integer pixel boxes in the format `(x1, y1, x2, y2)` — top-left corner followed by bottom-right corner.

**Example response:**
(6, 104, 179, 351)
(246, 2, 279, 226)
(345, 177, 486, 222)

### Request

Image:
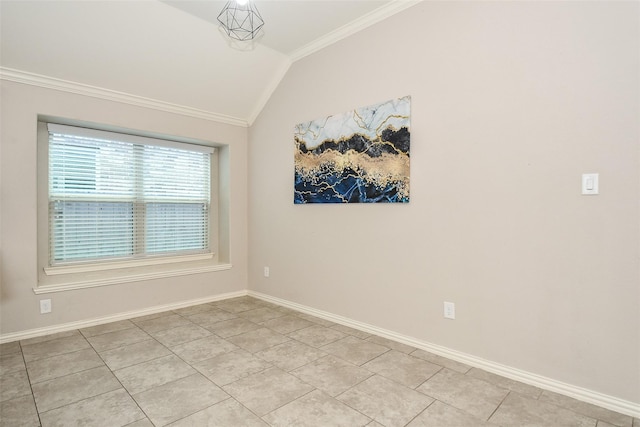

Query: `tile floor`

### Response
(0, 296, 637, 427)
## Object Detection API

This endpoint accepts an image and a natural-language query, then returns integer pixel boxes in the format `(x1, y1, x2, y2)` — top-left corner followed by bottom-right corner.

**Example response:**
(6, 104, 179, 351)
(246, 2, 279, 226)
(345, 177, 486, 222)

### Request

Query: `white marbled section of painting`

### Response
(295, 96, 410, 149)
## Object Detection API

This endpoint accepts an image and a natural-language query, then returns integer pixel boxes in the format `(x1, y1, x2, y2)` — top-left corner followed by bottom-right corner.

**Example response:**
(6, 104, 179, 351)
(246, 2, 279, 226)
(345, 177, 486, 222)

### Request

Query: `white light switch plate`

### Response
(582, 173, 599, 195)
(444, 301, 455, 319)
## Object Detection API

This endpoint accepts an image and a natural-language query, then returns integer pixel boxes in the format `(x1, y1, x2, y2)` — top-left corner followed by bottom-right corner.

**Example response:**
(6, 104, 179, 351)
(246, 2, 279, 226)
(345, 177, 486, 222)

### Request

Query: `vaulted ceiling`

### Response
(0, 0, 418, 126)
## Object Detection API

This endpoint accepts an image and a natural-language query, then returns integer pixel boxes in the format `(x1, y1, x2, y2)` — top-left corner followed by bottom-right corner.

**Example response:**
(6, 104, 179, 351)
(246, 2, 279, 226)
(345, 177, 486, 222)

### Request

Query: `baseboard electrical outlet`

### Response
(40, 299, 52, 314)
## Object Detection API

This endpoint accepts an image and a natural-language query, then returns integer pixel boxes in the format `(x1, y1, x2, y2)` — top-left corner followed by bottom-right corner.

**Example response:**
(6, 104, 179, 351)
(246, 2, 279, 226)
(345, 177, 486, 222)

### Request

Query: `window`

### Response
(46, 123, 214, 268)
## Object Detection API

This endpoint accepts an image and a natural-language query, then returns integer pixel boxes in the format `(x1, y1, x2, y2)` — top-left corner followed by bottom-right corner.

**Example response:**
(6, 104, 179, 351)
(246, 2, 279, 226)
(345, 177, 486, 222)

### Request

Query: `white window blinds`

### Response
(47, 123, 213, 266)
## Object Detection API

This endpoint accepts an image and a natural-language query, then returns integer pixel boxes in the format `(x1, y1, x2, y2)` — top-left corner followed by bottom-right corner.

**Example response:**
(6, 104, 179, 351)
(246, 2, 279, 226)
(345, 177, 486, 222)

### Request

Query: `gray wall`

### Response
(0, 82, 249, 333)
(248, 1, 639, 403)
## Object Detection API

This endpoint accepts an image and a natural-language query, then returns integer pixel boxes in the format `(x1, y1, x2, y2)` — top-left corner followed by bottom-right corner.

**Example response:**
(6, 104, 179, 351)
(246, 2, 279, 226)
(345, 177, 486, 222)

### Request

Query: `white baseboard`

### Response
(248, 290, 640, 419)
(2, 288, 637, 418)
(0, 290, 247, 344)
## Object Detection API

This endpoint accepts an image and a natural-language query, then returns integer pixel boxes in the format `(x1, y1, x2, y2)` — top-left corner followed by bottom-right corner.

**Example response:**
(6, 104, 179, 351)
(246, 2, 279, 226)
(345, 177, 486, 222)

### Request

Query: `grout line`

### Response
(486, 390, 511, 423)
(17, 342, 44, 427)
(404, 399, 438, 426)
(88, 329, 153, 425)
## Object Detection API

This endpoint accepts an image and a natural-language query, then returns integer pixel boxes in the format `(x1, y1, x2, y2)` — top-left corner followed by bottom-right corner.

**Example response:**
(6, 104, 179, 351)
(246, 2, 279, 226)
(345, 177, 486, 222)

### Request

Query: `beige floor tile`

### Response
(416, 368, 509, 421)
(273, 306, 303, 316)
(99, 339, 171, 371)
(466, 368, 543, 399)
(251, 300, 281, 310)
(125, 418, 154, 427)
(168, 398, 268, 426)
(0, 341, 21, 356)
(337, 374, 434, 427)
(237, 307, 286, 323)
(539, 391, 633, 427)
(223, 367, 314, 416)
(264, 389, 371, 426)
(0, 394, 40, 427)
(291, 355, 373, 396)
(87, 327, 150, 352)
(411, 349, 472, 373)
(134, 313, 193, 334)
(39, 388, 145, 427)
(227, 327, 290, 353)
(407, 400, 493, 426)
(214, 298, 265, 313)
(489, 392, 597, 427)
(149, 323, 212, 347)
(80, 319, 136, 338)
(0, 369, 32, 402)
(26, 348, 104, 384)
(133, 373, 228, 426)
(32, 366, 121, 413)
(293, 313, 338, 327)
(256, 340, 326, 371)
(260, 315, 314, 334)
(366, 335, 416, 354)
(288, 325, 347, 348)
(206, 318, 261, 338)
(0, 352, 25, 376)
(363, 350, 442, 388)
(114, 354, 196, 394)
(172, 303, 215, 317)
(194, 349, 272, 386)
(330, 324, 372, 339)
(5, 297, 631, 427)
(185, 309, 237, 326)
(170, 335, 238, 364)
(321, 336, 389, 366)
(21, 334, 91, 362)
(20, 330, 81, 347)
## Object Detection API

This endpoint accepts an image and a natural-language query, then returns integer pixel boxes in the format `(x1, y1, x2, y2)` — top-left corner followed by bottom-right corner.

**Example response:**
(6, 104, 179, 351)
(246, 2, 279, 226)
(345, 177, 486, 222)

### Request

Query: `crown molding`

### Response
(289, 0, 423, 62)
(0, 67, 249, 128)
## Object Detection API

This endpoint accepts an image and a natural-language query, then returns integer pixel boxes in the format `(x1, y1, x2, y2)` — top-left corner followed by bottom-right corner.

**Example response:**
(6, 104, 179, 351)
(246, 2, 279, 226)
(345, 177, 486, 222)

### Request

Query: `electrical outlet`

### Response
(443, 301, 455, 319)
(264, 266, 270, 278)
(40, 299, 52, 314)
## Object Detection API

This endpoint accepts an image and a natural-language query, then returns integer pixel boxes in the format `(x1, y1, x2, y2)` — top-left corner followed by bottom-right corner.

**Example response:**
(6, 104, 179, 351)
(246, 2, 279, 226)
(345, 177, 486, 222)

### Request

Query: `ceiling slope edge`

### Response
(246, 58, 292, 126)
(0, 67, 249, 128)
(246, 0, 422, 126)
(288, 0, 423, 62)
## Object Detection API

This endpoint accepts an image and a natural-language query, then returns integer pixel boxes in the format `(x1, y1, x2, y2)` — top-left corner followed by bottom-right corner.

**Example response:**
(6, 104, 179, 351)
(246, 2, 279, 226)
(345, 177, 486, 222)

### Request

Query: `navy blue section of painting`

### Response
(294, 168, 407, 203)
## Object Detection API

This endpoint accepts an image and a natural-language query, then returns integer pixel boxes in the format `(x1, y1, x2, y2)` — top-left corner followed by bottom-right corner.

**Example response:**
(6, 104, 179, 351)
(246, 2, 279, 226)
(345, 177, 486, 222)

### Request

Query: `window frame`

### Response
(36, 118, 229, 294)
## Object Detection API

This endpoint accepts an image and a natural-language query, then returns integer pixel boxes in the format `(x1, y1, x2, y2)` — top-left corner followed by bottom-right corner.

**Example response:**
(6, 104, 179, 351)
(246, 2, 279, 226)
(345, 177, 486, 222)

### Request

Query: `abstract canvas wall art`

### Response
(294, 96, 410, 204)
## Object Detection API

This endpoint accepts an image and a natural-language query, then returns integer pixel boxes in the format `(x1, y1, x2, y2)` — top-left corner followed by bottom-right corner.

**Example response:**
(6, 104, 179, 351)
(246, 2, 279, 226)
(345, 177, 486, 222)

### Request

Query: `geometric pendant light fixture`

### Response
(217, 0, 264, 41)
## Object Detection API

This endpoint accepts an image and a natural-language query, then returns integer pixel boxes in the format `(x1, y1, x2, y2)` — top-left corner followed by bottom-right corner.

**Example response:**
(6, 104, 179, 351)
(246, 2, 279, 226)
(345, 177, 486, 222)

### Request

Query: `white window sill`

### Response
(44, 253, 214, 276)
(34, 262, 232, 294)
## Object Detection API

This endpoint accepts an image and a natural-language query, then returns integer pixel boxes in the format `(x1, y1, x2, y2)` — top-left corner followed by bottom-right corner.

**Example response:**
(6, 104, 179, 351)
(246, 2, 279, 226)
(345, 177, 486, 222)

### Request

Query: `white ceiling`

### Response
(0, 0, 418, 125)
(163, 1, 391, 58)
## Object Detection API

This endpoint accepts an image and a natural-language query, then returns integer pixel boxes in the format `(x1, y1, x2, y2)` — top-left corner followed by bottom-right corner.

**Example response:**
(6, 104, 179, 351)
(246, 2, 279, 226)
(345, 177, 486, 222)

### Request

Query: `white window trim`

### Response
(43, 252, 214, 276)
(34, 263, 232, 294)
(37, 117, 230, 293)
